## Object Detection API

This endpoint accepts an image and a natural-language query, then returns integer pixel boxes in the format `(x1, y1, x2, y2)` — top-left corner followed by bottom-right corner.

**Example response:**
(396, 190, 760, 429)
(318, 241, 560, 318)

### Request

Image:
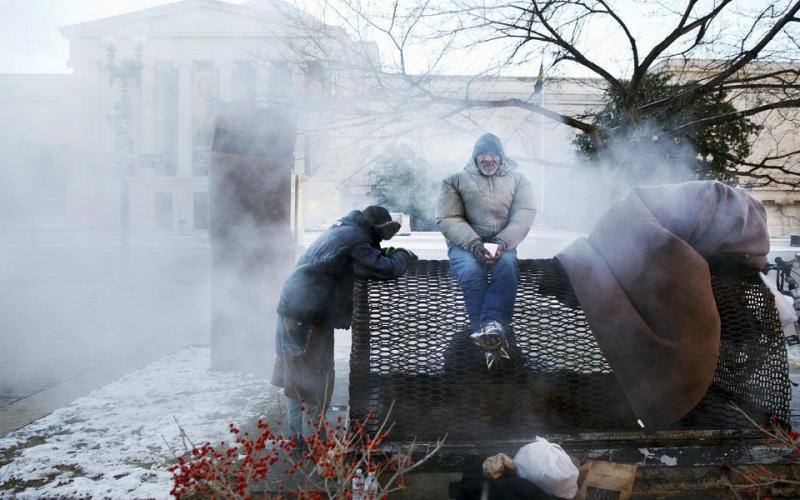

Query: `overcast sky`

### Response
(0, 0, 233, 73)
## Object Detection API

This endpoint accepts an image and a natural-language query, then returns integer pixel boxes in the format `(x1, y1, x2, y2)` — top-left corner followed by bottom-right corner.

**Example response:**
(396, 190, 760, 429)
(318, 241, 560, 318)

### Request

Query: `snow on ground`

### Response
(787, 344, 800, 426)
(0, 346, 277, 499)
(787, 344, 800, 367)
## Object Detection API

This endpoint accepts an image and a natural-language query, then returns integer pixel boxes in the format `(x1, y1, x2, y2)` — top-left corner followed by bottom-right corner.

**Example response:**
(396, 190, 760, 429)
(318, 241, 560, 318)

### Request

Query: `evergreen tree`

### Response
(367, 145, 437, 231)
(574, 73, 761, 185)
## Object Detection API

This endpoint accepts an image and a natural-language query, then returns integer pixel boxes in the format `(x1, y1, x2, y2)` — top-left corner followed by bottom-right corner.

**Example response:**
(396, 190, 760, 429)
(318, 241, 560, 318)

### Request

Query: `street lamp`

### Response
(105, 37, 144, 263)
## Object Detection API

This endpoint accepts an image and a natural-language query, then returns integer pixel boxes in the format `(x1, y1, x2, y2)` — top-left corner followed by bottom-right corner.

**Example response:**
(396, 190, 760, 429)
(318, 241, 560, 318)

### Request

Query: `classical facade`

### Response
(57, 0, 348, 234)
(1, 0, 798, 236)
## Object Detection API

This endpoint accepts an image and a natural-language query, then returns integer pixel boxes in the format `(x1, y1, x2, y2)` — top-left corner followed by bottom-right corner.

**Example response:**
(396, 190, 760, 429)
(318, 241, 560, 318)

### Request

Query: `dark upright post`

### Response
(209, 105, 297, 373)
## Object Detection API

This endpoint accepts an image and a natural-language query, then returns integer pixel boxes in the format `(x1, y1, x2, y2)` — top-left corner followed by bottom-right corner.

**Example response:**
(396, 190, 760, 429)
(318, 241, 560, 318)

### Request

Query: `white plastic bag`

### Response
(759, 272, 798, 338)
(513, 436, 579, 499)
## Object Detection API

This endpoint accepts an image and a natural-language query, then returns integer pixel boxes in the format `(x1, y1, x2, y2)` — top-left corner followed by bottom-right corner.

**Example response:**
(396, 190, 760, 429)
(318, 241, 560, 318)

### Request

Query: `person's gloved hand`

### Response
(382, 247, 417, 260)
(395, 248, 418, 260)
(482, 452, 517, 479)
(469, 239, 493, 264)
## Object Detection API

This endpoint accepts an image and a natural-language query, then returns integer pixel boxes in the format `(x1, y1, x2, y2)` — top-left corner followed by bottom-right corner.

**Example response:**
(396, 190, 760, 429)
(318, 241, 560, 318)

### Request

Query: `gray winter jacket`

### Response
(435, 160, 536, 249)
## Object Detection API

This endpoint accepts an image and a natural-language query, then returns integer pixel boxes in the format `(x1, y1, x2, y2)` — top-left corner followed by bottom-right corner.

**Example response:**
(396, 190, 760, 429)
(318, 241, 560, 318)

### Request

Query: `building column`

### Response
(139, 60, 157, 156)
(217, 60, 233, 103)
(177, 60, 193, 176)
(70, 58, 100, 175)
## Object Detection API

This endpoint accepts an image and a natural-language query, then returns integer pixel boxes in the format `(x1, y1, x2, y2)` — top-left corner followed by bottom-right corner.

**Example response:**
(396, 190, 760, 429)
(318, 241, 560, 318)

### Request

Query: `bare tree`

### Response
(274, 0, 800, 187)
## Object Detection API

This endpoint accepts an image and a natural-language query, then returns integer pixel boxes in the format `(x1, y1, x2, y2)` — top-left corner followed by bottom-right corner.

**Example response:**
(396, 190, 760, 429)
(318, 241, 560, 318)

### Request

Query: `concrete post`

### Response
(209, 104, 297, 373)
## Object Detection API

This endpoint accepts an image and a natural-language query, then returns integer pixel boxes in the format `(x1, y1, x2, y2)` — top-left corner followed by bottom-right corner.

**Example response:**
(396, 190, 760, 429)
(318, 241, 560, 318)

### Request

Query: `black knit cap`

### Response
(472, 133, 506, 165)
(363, 205, 401, 240)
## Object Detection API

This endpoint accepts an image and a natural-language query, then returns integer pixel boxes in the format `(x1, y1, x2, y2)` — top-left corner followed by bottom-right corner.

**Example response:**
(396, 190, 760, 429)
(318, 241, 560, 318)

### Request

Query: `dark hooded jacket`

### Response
(277, 209, 412, 329)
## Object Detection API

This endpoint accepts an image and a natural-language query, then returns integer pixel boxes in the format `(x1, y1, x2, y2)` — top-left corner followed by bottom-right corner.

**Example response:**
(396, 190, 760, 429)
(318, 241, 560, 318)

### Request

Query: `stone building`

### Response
(657, 59, 800, 237)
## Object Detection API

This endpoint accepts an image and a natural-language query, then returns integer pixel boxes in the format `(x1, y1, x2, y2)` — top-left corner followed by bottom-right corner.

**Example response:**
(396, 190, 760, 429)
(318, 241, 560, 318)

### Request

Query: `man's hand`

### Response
(469, 239, 493, 264)
(492, 240, 508, 260)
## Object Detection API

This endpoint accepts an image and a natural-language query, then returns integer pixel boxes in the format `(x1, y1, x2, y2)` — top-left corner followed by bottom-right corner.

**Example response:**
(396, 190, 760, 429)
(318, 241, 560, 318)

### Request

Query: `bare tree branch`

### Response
(640, 0, 800, 115)
(669, 98, 800, 135)
(629, 0, 730, 106)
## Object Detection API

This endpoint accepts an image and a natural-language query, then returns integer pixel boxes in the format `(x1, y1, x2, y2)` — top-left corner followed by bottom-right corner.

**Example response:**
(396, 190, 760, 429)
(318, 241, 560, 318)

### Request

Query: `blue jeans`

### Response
(448, 245, 519, 332)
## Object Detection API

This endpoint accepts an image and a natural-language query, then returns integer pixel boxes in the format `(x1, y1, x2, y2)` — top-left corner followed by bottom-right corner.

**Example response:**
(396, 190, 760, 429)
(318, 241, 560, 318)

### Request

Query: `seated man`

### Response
(435, 133, 536, 368)
(271, 206, 416, 438)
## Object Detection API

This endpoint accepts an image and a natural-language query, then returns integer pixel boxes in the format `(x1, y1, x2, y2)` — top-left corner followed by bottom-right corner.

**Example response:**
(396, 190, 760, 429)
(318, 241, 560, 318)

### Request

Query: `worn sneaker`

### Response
(469, 320, 507, 350)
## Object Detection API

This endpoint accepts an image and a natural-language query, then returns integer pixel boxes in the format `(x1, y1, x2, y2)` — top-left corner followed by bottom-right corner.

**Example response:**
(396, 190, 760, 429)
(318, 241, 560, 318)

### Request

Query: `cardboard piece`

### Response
(576, 460, 637, 500)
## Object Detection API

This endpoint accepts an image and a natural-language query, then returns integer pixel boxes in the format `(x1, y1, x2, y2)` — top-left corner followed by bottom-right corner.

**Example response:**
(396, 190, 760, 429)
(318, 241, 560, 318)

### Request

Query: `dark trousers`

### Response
(271, 316, 334, 437)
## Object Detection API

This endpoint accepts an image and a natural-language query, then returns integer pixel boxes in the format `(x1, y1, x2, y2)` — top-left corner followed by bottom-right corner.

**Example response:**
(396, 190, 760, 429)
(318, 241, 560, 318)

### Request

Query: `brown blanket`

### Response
(557, 181, 769, 429)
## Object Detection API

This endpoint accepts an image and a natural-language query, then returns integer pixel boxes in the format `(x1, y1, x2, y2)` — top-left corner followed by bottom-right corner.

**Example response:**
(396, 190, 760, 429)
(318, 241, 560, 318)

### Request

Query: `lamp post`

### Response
(534, 62, 545, 216)
(105, 37, 143, 263)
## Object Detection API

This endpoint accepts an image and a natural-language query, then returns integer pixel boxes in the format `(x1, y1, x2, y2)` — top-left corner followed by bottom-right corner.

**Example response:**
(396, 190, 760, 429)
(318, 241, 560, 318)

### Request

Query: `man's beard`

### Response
(479, 161, 499, 174)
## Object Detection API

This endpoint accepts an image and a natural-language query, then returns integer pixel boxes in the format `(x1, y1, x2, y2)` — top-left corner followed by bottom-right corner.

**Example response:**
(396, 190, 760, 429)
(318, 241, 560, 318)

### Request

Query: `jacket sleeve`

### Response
(351, 241, 411, 280)
(494, 174, 536, 249)
(435, 178, 481, 249)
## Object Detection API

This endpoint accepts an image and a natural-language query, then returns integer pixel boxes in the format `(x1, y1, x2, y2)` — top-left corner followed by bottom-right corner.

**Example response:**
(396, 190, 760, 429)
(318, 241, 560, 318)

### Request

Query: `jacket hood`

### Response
(472, 133, 505, 163)
(338, 209, 382, 245)
(468, 133, 516, 175)
(339, 209, 368, 228)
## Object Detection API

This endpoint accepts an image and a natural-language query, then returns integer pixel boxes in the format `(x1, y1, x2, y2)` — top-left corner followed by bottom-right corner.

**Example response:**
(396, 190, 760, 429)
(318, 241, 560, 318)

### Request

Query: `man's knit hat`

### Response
(363, 205, 401, 240)
(472, 133, 506, 165)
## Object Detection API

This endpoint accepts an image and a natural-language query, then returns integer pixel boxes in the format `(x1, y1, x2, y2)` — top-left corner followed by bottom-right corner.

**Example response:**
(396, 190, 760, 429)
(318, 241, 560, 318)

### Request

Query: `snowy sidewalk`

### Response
(0, 347, 279, 498)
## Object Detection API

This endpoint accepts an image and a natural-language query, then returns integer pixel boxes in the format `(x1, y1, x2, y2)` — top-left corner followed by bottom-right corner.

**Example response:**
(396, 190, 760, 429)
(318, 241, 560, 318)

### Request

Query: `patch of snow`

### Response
(659, 455, 678, 466)
(787, 344, 800, 367)
(0, 346, 273, 499)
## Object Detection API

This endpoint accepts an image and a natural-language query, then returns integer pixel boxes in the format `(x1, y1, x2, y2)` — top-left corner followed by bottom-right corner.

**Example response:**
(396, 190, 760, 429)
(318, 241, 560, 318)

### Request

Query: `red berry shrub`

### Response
(169, 405, 443, 499)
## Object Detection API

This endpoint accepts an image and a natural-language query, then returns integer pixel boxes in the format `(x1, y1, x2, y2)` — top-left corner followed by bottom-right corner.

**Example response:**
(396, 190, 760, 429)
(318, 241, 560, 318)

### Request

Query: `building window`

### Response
(233, 61, 256, 104)
(269, 60, 291, 100)
(193, 192, 209, 230)
(154, 192, 173, 230)
(305, 61, 330, 97)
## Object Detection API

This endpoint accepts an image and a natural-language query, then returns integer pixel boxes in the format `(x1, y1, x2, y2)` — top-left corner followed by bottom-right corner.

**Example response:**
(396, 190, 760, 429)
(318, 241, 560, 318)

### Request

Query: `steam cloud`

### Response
(0, 1, 714, 418)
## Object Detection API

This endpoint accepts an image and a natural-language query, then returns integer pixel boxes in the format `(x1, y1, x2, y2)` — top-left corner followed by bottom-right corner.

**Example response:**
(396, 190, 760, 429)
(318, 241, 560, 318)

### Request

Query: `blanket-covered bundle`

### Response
(557, 181, 769, 429)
